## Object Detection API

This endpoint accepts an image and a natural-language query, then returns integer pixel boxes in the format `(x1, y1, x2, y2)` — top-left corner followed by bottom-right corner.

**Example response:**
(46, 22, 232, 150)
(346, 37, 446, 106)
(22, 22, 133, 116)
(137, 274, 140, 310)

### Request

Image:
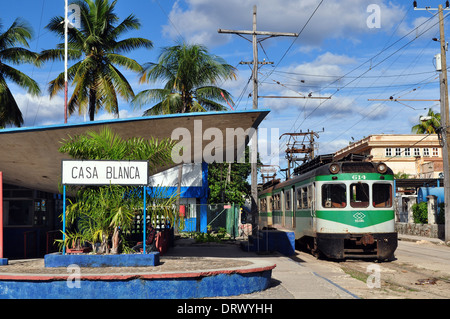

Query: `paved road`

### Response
(395, 239, 450, 275)
(172, 242, 364, 299)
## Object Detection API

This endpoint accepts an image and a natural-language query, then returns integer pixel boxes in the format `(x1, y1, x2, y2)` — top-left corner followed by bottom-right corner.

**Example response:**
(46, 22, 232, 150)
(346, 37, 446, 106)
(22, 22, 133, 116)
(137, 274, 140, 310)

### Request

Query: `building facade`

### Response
(334, 134, 443, 178)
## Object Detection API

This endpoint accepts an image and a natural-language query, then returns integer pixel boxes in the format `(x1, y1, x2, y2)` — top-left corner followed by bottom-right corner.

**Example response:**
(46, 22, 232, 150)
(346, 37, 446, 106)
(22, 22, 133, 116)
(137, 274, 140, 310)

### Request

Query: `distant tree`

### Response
(0, 18, 40, 127)
(411, 108, 441, 134)
(394, 172, 409, 179)
(207, 147, 260, 206)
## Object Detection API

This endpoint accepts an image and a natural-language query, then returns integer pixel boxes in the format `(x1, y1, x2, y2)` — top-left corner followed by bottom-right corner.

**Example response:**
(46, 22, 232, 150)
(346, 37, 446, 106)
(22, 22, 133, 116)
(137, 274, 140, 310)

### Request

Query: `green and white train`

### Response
(258, 155, 397, 260)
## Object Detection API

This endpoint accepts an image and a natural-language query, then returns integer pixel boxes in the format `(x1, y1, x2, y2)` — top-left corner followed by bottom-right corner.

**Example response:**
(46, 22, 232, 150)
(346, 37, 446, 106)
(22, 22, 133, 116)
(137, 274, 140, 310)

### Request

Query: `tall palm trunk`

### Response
(111, 226, 120, 254)
(89, 88, 96, 121)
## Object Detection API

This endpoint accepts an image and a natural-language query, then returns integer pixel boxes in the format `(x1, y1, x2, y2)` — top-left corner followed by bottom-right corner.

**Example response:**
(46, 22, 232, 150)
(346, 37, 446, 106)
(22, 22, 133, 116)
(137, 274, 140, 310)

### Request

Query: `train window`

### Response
(373, 183, 392, 207)
(322, 183, 346, 208)
(307, 185, 312, 208)
(350, 183, 369, 208)
(296, 188, 302, 209)
(273, 194, 281, 210)
(285, 190, 291, 211)
(260, 198, 267, 212)
(302, 187, 308, 208)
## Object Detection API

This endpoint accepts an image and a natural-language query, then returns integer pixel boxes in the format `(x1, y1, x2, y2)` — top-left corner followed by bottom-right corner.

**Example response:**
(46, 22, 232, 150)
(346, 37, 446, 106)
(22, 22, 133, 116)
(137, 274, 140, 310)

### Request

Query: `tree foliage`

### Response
(207, 147, 258, 206)
(39, 0, 153, 121)
(0, 18, 40, 127)
(411, 108, 441, 134)
(132, 42, 237, 115)
(59, 127, 178, 254)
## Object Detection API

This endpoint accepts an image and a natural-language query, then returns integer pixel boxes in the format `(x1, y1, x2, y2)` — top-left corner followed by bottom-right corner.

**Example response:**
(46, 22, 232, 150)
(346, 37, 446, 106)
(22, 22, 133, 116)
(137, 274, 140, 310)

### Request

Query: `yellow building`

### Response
(334, 134, 443, 178)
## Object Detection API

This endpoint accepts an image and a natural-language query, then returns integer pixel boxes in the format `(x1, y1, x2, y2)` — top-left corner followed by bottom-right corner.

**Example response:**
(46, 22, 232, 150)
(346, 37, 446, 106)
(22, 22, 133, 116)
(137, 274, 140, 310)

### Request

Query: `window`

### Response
(404, 148, 410, 156)
(307, 185, 313, 208)
(259, 198, 267, 212)
(373, 183, 392, 208)
(414, 148, 420, 156)
(273, 194, 281, 210)
(395, 148, 402, 156)
(423, 148, 430, 156)
(350, 183, 369, 208)
(285, 189, 291, 211)
(7, 200, 33, 226)
(322, 183, 346, 208)
(296, 188, 302, 209)
(432, 147, 439, 157)
(385, 148, 392, 156)
(302, 187, 308, 208)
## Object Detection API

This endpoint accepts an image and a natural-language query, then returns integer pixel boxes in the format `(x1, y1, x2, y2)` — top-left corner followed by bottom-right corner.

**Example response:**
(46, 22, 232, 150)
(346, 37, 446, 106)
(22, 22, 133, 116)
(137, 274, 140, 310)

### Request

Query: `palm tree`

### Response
(132, 43, 237, 115)
(59, 127, 178, 254)
(38, 0, 153, 121)
(411, 108, 441, 134)
(0, 18, 40, 127)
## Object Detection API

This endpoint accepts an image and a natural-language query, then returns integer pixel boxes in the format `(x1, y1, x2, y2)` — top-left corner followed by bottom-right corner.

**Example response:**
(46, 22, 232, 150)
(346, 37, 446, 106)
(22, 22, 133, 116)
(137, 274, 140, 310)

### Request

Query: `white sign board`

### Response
(62, 160, 149, 186)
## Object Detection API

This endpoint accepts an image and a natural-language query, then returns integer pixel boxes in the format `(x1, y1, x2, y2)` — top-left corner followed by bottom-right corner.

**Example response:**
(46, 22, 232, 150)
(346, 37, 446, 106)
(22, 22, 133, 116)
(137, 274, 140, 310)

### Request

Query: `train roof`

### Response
(260, 153, 393, 193)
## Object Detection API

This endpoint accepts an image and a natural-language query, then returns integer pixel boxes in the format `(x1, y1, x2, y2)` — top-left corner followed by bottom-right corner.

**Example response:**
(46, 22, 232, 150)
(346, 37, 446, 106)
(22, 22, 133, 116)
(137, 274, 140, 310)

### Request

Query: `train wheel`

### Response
(311, 239, 320, 258)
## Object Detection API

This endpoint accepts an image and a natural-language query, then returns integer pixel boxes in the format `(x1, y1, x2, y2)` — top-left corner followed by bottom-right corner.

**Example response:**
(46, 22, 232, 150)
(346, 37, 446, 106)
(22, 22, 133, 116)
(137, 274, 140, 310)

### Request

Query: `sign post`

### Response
(61, 160, 149, 255)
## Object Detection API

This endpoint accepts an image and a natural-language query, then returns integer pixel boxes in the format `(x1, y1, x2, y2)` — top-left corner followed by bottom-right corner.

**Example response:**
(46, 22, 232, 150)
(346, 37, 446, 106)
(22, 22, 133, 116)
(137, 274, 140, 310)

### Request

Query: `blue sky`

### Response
(2, 0, 449, 179)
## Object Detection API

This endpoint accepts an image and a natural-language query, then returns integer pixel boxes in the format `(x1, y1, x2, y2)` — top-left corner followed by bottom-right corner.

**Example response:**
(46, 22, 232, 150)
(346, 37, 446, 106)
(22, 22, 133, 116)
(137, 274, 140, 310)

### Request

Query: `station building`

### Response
(0, 110, 269, 259)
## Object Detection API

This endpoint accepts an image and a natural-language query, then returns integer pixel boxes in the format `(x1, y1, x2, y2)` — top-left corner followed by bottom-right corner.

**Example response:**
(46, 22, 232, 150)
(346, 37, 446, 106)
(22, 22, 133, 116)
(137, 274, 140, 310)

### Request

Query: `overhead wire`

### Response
(267, 5, 443, 166)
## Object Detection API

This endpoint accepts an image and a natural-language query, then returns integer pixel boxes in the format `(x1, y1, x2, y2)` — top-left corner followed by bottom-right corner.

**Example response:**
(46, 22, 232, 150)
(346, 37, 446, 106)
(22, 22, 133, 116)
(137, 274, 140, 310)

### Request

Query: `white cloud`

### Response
(15, 93, 67, 127)
(162, 0, 406, 47)
(14, 93, 142, 128)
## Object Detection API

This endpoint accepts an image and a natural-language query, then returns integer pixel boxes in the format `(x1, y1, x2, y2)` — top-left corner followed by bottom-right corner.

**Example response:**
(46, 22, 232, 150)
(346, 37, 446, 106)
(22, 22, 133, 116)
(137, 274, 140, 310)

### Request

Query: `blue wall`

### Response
(148, 162, 209, 233)
(0, 267, 273, 299)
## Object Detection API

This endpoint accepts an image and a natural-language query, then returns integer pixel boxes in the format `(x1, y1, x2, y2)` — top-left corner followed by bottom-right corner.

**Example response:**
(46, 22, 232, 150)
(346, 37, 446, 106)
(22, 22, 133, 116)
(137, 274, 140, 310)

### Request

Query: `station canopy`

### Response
(0, 110, 269, 194)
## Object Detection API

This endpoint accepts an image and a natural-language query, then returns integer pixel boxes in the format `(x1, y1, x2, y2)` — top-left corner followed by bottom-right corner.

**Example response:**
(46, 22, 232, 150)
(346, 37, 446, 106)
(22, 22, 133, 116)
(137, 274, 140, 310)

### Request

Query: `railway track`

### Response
(337, 257, 450, 299)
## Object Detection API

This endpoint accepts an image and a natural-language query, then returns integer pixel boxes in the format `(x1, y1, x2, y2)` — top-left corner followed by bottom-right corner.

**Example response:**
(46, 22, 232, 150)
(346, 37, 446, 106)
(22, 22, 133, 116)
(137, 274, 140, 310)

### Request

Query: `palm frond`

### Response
(41, 0, 151, 121)
(1, 63, 40, 96)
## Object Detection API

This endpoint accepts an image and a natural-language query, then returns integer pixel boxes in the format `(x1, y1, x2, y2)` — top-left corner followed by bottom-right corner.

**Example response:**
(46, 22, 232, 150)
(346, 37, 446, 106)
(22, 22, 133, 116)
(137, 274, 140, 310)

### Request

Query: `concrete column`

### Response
(407, 197, 417, 223)
(427, 195, 438, 225)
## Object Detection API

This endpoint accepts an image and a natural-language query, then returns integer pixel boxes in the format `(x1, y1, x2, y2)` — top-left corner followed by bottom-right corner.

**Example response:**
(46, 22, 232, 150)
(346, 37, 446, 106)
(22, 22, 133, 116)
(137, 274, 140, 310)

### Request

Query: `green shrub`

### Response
(412, 202, 428, 224)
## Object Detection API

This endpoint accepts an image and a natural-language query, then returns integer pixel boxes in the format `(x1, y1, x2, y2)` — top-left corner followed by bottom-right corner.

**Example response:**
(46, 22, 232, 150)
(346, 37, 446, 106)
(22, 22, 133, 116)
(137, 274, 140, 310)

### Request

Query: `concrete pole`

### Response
(437, 5, 450, 242)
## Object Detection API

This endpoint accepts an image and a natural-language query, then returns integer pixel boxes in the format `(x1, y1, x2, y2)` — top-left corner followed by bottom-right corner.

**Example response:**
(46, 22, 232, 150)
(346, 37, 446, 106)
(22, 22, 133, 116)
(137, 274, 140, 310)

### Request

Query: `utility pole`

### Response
(415, 2, 450, 243)
(64, 0, 69, 124)
(218, 6, 298, 232)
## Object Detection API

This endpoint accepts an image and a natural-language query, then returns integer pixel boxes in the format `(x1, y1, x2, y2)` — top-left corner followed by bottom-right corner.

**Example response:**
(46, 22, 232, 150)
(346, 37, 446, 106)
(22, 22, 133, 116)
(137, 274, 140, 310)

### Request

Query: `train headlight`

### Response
(377, 162, 388, 174)
(329, 163, 340, 174)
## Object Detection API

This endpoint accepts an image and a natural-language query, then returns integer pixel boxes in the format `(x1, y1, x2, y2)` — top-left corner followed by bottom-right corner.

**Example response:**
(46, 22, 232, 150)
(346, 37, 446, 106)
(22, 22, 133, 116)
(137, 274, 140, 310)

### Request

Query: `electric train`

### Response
(258, 154, 397, 260)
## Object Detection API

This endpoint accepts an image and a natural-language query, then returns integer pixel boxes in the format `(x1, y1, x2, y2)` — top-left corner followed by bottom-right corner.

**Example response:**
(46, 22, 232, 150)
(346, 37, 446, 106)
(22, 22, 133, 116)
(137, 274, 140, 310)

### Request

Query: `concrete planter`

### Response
(0, 259, 275, 299)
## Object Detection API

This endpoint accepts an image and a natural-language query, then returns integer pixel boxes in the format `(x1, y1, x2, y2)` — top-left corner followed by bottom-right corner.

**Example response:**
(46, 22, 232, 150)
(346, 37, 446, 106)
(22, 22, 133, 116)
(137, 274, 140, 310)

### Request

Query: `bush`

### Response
(412, 202, 428, 224)
(438, 202, 446, 224)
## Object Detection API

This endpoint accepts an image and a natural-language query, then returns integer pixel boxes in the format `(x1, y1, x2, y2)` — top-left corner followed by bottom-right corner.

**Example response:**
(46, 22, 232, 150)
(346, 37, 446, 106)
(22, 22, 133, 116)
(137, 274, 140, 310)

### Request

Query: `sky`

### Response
(1, 0, 449, 180)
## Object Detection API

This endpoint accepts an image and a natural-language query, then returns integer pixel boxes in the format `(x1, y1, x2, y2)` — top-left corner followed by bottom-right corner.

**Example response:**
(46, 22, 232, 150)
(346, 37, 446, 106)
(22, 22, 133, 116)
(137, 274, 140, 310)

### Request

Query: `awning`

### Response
(0, 109, 269, 194)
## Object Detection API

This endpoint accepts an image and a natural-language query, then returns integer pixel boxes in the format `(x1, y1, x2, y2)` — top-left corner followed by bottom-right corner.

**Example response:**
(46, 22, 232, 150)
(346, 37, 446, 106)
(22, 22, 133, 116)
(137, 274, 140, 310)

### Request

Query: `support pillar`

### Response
(427, 195, 438, 225)
(0, 172, 8, 265)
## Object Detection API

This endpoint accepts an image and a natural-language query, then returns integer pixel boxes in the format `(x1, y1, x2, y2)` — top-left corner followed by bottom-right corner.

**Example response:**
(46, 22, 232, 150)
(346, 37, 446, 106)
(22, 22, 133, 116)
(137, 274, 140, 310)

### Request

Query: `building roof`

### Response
(334, 134, 441, 160)
(0, 110, 269, 194)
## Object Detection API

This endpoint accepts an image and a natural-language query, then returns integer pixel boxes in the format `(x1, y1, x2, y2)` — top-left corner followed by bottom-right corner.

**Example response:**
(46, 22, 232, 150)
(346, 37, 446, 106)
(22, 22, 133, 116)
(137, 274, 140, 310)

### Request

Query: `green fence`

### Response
(181, 203, 241, 238)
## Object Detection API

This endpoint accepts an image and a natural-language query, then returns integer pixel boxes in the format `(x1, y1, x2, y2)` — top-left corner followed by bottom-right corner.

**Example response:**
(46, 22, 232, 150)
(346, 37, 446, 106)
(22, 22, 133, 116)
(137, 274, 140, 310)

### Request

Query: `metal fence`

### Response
(180, 204, 241, 238)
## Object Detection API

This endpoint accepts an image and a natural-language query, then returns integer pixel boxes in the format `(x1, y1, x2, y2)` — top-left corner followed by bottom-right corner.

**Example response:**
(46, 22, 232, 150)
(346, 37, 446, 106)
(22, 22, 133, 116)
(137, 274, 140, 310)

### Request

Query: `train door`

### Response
(284, 188, 293, 229)
(292, 186, 296, 229)
(281, 189, 286, 227)
(310, 183, 316, 232)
